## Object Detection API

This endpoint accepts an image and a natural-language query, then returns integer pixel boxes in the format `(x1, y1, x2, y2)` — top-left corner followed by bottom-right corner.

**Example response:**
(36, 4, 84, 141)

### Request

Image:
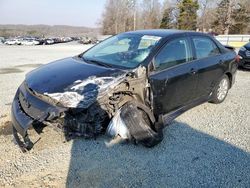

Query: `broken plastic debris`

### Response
(106, 109, 130, 140)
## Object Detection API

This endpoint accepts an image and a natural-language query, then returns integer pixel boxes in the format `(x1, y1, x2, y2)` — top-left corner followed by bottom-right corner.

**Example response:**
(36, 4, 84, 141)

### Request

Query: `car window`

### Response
(192, 37, 220, 59)
(96, 38, 131, 55)
(83, 34, 162, 68)
(155, 38, 192, 70)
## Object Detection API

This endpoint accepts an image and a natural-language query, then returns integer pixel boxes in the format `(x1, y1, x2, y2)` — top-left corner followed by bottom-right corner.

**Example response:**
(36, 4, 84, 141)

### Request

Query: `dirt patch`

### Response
(0, 114, 7, 119)
(0, 64, 43, 75)
(15, 63, 43, 68)
(0, 121, 12, 136)
(0, 68, 23, 74)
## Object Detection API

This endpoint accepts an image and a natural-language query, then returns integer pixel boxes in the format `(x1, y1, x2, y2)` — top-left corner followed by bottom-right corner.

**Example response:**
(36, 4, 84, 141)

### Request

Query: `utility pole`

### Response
(133, 0, 137, 31)
(133, 8, 136, 30)
(224, 0, 232, 34)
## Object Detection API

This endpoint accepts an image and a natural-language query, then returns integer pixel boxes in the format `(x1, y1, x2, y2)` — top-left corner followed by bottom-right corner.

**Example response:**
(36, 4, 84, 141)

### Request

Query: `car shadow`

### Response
(65, 120, 250, 187)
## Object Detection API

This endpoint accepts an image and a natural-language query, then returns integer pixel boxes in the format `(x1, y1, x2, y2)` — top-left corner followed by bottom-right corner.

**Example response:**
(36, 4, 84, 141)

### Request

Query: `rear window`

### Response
(192, 37, 220, 59)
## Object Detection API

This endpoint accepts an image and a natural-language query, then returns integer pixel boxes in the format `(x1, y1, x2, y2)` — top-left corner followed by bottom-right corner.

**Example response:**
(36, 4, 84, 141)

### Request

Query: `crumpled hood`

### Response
(25, 57, 126, 108)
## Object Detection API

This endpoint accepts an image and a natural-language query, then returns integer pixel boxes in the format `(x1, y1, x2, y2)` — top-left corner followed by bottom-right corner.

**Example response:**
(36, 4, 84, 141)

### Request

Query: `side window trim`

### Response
(152, 36, 193, 72)
(190, 35, 221, 60)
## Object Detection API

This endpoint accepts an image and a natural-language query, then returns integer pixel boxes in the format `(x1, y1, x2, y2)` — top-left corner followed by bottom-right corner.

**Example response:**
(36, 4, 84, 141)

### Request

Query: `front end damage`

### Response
(11, 66, 163, 151)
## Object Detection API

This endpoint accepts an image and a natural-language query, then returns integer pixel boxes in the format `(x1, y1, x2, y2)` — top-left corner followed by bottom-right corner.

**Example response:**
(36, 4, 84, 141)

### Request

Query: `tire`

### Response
(210, 75, 230, 104)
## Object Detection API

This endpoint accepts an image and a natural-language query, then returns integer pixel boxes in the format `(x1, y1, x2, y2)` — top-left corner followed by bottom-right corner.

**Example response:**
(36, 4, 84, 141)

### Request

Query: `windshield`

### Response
(82, 33, 162, 68)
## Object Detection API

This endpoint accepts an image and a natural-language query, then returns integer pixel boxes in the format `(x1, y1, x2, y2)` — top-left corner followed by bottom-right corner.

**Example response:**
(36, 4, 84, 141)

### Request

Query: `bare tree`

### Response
(230, 0, 250, 34)
(160, 0, 178, 29)
(197, 0, 217, 32)
(101, 0, 249, 35)
(211, 0, 249, 34)
(101, 0, 138, 35)
(139, 0, 162, 29)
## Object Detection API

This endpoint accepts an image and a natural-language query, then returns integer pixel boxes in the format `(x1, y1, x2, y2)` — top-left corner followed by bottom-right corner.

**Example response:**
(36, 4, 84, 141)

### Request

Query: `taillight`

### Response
(235, 55, 242, 63)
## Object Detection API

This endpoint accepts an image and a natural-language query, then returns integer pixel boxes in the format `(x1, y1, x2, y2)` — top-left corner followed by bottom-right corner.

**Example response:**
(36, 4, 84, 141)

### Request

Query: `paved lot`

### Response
(0, 44, 249, 187)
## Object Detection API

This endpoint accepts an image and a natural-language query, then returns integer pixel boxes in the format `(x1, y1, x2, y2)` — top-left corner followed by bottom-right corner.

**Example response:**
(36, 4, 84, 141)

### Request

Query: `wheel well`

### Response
(225, 72, 232, 88)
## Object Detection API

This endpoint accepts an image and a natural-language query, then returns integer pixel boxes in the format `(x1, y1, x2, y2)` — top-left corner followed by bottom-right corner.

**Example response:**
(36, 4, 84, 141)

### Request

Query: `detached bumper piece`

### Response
(12, 126, 34, 153)
(107, 101, 163, 147)
(11, 93, 35, 152)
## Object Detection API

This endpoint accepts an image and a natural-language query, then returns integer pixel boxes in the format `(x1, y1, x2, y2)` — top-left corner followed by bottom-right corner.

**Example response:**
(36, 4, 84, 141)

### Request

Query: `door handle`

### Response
(219, 60, 224, 64)
(189, 68, 197, 75)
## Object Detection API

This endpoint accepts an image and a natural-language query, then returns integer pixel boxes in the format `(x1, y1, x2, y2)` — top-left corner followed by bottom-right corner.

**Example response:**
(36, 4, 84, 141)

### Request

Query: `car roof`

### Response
(124, 29, 199, 38)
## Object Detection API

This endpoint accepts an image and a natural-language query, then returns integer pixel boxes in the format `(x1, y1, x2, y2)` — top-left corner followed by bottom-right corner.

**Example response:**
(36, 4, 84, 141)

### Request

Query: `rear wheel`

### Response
(210, 75, 230, 104)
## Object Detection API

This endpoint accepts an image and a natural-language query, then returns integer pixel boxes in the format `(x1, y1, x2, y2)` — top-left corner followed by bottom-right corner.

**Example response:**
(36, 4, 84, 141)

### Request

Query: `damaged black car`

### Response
(11, 30, 238, 151)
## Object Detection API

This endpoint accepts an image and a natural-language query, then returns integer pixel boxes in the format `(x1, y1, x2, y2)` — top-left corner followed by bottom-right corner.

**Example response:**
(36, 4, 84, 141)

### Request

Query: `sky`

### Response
(0, 0, 106, 27)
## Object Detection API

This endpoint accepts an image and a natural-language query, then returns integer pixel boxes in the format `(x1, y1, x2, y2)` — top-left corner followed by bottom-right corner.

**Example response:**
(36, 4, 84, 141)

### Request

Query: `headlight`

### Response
(239, 46, 246, 51)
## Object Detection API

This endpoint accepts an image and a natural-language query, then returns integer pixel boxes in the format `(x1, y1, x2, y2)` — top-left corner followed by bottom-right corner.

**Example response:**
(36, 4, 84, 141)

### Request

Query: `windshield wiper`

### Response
(82, 57, 112, 68)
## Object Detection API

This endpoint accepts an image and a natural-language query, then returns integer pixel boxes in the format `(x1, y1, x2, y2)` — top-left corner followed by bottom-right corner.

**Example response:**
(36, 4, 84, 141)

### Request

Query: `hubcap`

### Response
(217, 78, 229, 101)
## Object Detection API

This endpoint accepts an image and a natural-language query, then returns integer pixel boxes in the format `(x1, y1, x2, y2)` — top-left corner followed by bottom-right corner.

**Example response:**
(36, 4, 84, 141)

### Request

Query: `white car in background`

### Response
(4, 39, 21, 45)
(21, 39, 40, 45)
(44, 38, 54, 45)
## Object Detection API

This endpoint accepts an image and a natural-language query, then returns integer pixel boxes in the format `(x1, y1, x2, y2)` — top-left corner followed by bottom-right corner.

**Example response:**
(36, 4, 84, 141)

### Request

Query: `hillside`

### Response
(0, 24, 100, 37)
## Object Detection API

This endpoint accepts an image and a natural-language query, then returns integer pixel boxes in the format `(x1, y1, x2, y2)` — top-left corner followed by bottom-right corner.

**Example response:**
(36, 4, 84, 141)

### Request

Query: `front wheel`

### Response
(210, 75, 230, 104)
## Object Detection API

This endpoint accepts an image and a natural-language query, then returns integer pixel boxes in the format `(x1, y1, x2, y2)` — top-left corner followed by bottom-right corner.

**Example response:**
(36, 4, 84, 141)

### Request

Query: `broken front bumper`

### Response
(11, 92, 35, 152)
(11, 83, 65, 152)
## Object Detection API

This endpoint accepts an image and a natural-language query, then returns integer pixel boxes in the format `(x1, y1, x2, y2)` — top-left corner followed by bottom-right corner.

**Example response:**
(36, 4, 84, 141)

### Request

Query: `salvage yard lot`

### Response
(0, 43, 249, 187)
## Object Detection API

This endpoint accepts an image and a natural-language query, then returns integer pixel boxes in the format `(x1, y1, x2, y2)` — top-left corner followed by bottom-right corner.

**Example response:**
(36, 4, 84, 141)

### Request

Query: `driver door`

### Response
(149, 37, 198, 115)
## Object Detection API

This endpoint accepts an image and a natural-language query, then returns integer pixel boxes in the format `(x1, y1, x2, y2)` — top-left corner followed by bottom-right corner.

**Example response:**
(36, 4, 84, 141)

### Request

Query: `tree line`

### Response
(101, 0, 250, 35)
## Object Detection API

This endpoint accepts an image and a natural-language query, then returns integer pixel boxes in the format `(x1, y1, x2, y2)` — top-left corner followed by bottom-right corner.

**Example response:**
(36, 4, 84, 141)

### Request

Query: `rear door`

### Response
(149, 36, 198, 115)
(190, 36, 224, 98)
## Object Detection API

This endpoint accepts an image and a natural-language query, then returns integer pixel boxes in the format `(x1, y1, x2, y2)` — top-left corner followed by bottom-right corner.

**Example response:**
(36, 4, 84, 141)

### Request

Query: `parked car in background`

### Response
(79, 37, 92, 44)
(21, 38, 40, 45)
(61, 37, 73, 43)
(0, 37, 5, 44)
(238, 42, 250, 69)
(11, 30, 238, 151)
(44, 38, 54, 45)
(2, 36, 78, 46)
(4, 38, 21, 45)
(78, 36, 99, 44)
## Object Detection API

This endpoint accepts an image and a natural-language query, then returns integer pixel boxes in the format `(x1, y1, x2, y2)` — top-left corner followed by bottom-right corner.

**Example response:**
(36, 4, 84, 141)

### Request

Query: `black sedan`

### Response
(238, 42, 250, 69)
(11, 30, 238, 151)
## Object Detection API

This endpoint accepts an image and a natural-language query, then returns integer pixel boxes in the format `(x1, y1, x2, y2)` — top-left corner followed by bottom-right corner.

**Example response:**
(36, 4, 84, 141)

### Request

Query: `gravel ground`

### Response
(0, 44, 249, 188)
